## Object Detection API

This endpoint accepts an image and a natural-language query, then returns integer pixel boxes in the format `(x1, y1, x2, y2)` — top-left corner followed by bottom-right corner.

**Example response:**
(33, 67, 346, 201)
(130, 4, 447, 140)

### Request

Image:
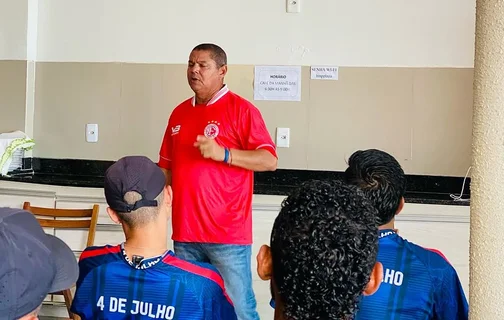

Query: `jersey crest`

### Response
(204, 121, 220, 139)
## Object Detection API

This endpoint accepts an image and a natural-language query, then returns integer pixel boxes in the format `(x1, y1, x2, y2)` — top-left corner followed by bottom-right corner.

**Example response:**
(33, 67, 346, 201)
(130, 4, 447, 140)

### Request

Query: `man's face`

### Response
(187, 50, 226, 96)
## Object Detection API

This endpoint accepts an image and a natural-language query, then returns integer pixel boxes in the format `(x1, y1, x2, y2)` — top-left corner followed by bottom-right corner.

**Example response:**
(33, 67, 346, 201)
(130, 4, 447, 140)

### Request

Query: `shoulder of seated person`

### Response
(402, 241, 454, 268)
(79, 244, 120, 260)
(168, 256, 224, 280)
(190, 260, 220, 273)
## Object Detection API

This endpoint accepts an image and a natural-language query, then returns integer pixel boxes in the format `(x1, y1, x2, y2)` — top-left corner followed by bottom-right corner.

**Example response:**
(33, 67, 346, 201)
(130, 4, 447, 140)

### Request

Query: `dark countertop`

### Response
(0, 163, 470, 207)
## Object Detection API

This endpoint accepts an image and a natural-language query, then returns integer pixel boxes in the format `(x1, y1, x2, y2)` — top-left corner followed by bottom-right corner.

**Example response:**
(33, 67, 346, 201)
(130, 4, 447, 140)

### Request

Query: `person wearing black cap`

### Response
(70, 155, 237, 320)
(0, 207, 79, 320)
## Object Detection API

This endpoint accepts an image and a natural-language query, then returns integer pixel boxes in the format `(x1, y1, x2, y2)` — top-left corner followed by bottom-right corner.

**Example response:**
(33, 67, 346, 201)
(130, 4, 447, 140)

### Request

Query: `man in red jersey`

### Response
(158, 43, 278, 320)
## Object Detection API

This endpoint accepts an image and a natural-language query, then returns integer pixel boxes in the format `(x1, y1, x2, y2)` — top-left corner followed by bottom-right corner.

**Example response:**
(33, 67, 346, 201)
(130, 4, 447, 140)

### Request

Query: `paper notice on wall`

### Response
(310, 66, 339, 80)
(254, 66, 301, 101)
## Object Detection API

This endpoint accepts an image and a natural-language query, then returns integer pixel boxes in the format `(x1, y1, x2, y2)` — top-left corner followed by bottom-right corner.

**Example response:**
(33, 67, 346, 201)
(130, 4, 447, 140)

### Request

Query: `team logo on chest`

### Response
(204, 120, 220, 139)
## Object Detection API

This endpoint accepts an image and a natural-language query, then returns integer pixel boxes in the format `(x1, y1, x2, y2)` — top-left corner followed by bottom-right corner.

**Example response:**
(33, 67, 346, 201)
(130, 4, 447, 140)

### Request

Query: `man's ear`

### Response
(163, 185, 173, 207)
(219, 65, 228, 78)
(257, 245, 273, 281)
(396, 197, 405, 216)
(107, 207, 121, 224)
(363, 262, 383, 296)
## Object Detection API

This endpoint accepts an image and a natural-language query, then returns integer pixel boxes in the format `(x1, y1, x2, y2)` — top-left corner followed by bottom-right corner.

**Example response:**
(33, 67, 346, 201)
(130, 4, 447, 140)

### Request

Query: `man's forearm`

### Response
(160, 168, 172, 186)
(229, 149, 277, 172)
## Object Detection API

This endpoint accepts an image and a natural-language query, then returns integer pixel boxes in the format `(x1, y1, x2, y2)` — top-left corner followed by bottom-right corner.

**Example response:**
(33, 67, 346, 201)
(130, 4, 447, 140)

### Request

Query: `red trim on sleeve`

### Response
(256, 144, 278, 158)
(162, 254, 233, 305)
(158, 120, 173, 169)
(157, 157, 171, 170)
(79, 245, 121, 261)
(425, 248, 449, 262)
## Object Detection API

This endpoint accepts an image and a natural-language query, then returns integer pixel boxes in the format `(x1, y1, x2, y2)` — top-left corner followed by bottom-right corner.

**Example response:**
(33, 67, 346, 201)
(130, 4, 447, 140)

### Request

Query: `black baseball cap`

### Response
(0, 208, 79, 319)
(104, 156, 166, 213)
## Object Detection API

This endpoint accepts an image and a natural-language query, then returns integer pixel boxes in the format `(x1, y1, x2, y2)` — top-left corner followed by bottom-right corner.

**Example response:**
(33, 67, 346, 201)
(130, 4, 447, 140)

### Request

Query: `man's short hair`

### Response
(104, 156, 166, 228)
(344, 149, 407, 225)
(271, 179, 379, 319)
(117, 190, 164, 227)
(192, 43, 227, 68)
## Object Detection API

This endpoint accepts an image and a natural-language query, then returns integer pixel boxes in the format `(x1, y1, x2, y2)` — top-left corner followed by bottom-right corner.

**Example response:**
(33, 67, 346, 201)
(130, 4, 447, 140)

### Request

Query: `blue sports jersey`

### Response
(70, 244, 237, 320)
(354, 229, 469, 320)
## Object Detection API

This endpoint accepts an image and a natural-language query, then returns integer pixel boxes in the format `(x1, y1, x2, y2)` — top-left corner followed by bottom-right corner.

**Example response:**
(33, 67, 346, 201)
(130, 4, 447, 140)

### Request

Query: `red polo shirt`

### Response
(159, 86, 277, 245)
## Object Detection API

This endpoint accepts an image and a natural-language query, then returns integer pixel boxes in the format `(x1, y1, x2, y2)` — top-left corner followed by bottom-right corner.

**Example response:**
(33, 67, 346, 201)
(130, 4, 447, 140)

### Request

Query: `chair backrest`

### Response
(23, 202, 99, 247)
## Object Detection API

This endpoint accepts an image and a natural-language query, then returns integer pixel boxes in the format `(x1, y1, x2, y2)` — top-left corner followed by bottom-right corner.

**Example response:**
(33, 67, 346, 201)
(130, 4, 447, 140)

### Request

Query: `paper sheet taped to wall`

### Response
(254, 66, 301, 101)
(310, 66, 339, 80)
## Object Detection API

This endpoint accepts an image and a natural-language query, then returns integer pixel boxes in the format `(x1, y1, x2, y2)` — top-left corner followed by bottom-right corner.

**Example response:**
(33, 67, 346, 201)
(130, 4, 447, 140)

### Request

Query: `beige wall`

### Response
(0, 0, 28, 60)
(0, 61, 473, 176)
(32, 0, 476, 67)
(0, 60, 27, 132)
(25, 62, 472, 176)
(0, 1, 476, 177)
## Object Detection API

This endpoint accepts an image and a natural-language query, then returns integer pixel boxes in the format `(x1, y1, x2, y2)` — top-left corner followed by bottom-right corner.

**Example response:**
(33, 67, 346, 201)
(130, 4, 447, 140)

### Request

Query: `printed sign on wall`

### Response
(310, 66, 339, 80)
(254, 66, 301, 101)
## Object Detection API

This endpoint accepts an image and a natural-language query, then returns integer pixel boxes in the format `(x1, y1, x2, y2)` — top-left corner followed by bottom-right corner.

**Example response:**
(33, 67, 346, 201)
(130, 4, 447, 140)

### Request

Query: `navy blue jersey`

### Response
(354, 229, 468, 320)
(71, 244, 237, 320)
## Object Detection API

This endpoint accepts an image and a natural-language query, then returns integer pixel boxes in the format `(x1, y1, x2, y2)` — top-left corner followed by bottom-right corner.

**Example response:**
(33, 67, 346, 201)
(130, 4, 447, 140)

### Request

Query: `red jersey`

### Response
(158, 85, 277, 245)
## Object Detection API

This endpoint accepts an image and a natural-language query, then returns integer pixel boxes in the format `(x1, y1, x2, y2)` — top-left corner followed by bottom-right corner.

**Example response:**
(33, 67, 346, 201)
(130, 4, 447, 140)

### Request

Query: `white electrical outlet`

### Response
(86, 124, 98, 143)
(286, 0, 301, 13)
(276, 128, 290, 148)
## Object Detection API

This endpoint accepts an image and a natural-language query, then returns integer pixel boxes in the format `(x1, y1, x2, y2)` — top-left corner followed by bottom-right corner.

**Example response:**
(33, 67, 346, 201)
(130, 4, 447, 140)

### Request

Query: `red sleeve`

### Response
(158, 121, 173, 170)
(240, 104, 277, 158)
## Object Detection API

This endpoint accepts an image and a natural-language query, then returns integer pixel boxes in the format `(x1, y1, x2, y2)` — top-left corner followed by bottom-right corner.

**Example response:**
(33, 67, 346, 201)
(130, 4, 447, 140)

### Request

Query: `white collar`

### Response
(191, 84, 229, 106)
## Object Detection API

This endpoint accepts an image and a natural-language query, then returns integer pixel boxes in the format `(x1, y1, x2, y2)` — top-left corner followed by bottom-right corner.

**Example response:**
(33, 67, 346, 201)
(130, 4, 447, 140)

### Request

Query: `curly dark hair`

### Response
(344, 149, 407, 225)
(271, 179, 379, 320)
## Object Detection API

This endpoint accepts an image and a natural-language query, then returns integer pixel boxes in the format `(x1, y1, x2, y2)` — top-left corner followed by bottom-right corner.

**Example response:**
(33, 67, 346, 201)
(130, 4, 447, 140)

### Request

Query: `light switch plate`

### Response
(276, 127, 290, 148)
(286, 0, 301, 13)
(86, 123, 98, 143)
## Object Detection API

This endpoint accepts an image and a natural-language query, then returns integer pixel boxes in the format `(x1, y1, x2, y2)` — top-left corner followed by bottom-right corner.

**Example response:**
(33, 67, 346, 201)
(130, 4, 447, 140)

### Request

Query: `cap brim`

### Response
(45, 234, 79, 292)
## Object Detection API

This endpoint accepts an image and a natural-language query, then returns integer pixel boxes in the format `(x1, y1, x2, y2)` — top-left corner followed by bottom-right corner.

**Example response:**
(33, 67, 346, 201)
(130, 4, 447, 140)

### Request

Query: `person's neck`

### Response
(378, 220, 395, 230)
(273, 300, 284, 320)
(195, 84, 224, 105)
(123, 222, 168, 259)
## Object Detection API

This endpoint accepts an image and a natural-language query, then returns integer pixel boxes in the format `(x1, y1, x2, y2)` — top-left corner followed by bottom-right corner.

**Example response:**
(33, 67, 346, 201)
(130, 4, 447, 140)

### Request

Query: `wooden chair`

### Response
(23, 202, 99, 320)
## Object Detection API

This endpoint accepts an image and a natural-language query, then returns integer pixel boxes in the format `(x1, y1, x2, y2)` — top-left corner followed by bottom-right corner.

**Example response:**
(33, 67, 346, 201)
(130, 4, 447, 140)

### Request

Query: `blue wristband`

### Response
(223, 148, 229, 163)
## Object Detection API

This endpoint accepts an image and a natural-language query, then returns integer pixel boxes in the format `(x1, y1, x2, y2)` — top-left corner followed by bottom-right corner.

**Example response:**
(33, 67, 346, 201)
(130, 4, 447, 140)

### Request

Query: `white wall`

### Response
(34, 0, 476, 67)
(0, 0, 28, 60)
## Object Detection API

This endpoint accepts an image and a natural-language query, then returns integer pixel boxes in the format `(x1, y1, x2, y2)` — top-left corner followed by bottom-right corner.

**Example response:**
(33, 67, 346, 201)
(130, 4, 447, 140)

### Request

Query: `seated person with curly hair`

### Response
(256, 179, 383, 319)
(345, 149, 469, 320)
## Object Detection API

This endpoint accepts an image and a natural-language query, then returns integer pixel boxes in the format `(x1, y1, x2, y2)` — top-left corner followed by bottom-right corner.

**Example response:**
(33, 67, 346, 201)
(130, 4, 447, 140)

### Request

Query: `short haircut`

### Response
(116, 191, 164, 228)
(271, 179, 379, 319)
(344, 149, 407, 225)
(192, 43, 227, 68)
